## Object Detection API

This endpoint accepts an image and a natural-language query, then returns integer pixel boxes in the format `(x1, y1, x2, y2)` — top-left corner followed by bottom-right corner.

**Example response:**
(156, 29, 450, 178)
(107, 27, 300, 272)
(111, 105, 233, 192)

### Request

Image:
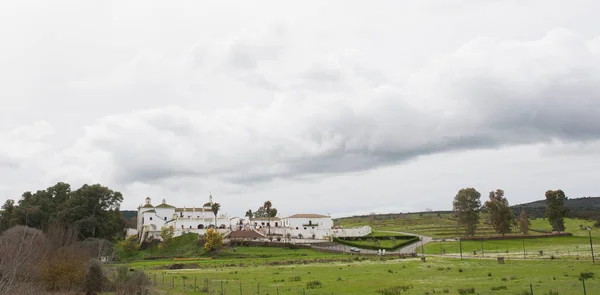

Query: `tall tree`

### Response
(545, 190, 568, 232)
(245, 209, 253, 219)
(211, 203, 221, 228)
(264, 200, 273, 235)
(453, 188, 482, 236)
(0, 199, 17, 231)
(519, 209, 531, 234)
(483, 189, 515, 236)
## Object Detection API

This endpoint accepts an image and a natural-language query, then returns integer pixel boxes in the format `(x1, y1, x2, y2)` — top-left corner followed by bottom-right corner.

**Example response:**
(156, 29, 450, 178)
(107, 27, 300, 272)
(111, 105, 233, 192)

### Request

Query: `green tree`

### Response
(519, 209, 531, 234)
(0, 199, 17, 231)
(118, 235, 140, 253)
(483, 189, 515, 236)
(159, 225, 174, 247)
(545, 189, 568, 232)
(203, 228, 223, 252)
(453, 188, 481, 236)
(211, 203, 221, 228)
(245, 209, 253, 219)
(264, 200, 273, 235)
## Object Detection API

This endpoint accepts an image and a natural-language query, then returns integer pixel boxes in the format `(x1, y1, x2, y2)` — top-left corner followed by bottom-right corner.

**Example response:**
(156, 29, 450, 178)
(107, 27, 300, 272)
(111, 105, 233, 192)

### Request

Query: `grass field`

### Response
(336, 213, 600, 239)
(136, 256, 600, 294)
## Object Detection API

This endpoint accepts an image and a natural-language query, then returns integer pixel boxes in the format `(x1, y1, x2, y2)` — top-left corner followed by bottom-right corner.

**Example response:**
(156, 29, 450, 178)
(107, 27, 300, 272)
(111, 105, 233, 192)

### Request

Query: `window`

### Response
(189, 226, 192, 229)
(149, 217, 153, 221)
(308, 220, 312, 225)
(296, 227, 299, 230)
(304, 227, 306, 230)
(164, 217, 167, 220)
(275, 222, 278, 227)
(312, 227, 314, 229)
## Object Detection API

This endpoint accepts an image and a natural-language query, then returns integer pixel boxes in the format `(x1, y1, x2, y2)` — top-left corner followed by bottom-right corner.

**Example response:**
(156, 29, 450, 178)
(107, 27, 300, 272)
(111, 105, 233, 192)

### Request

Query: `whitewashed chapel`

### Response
(136, 195, 370, 242)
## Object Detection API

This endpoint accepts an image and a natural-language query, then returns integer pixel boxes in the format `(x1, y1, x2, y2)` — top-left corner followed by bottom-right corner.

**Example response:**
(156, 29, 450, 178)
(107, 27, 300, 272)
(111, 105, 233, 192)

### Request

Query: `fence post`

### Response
(183, 277, 186, 290)
(277, 286, 279, 295)
(172, 276, 174, 288)
(240, 282, 242, 295)
(583, 278, 587, 295)
(194, 277, 197, 291)
(221, 280, 224, 295)
(162, 272, 165, 286)
(530, 283, 533, 295)
(154, 273, 156, 285)
(257, 283, 260, 295)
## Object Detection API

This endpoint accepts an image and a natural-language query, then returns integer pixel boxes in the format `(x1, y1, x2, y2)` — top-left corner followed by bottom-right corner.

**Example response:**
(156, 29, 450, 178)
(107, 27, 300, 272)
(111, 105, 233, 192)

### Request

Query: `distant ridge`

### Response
(334, 196, 600, 221)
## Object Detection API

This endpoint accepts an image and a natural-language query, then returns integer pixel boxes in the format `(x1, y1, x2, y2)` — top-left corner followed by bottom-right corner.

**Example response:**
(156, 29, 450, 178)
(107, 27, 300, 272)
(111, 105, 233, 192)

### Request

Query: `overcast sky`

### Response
(2, 1, 600, 218)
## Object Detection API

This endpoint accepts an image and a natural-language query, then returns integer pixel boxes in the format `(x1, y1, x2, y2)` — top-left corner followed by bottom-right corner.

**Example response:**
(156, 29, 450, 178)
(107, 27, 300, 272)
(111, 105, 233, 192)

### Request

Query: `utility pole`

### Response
(588, 227, 595, 263)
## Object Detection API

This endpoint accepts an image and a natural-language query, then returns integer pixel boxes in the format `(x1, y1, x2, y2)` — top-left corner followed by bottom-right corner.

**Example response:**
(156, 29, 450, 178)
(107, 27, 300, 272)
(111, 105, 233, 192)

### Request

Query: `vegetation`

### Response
(203, 228, 223, 252)
(545, 190, 568, 232)
(453, 188, 482, 235)
(484, 189, 516, 236)
(0, 182, 125, 240)
(0, 224, 150, 294)
(210, 203, 221, 228)
(140, 256, 599, 294)
(334, 236, 419, 251)
(159, 225, 175, 248)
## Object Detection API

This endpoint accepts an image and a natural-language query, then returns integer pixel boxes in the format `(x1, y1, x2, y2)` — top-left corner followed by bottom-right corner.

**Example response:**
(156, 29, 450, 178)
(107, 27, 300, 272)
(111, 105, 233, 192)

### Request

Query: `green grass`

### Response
(140, 256, 600, 294)
(123, 246, 348, 270)
(118, 232, 204, 261)
(336, 214, 600, 239)
(424, 236, 600, 260)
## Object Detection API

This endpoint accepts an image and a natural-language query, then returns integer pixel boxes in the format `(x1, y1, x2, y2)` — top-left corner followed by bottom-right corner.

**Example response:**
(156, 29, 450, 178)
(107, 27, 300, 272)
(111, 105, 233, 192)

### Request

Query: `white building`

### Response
(137, 195, 231, 241)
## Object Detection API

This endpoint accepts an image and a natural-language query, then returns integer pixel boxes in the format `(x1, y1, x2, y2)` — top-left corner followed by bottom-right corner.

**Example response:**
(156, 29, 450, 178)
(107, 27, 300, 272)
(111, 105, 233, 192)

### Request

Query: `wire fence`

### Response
(148, 272, 597, 295)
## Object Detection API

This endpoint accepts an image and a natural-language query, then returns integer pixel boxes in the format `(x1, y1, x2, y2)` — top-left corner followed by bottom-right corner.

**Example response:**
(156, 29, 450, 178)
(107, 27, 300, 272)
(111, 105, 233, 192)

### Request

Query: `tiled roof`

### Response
(155, 203, 175, 208)
(286, 214, 330, 219)
(142, 204, 154, 208)
(143, 209, 156, 213)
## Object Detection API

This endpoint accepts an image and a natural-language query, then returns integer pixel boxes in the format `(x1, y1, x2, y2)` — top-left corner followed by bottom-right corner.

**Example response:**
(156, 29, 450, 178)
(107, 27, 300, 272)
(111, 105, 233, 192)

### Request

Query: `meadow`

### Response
(132, 253, 600, 294)
(335, 213, 600, 239)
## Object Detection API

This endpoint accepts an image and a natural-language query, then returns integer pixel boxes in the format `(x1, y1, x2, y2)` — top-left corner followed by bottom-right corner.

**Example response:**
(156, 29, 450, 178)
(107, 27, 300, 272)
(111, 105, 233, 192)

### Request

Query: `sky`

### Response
(1, 0, 600, 218)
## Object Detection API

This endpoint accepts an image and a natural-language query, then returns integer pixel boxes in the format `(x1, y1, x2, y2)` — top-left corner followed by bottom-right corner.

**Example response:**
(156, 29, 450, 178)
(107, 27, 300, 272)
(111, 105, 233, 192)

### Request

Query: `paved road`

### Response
(310, 231, 434, 255)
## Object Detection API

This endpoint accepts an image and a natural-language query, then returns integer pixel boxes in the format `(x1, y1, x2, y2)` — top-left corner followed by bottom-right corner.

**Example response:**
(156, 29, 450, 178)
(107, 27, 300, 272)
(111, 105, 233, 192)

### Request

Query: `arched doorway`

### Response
(197, 224, 204, 229)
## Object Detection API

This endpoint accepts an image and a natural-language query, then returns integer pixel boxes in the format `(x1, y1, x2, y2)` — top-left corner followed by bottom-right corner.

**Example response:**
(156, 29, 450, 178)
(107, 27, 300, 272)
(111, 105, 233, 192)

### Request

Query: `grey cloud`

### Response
(56, 29, 600, 189)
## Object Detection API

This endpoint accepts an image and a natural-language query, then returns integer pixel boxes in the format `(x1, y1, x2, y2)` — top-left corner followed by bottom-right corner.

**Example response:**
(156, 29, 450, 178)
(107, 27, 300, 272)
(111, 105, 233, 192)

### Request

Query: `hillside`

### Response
(511, 196, 600, 219)
(334, 196, 600, 238)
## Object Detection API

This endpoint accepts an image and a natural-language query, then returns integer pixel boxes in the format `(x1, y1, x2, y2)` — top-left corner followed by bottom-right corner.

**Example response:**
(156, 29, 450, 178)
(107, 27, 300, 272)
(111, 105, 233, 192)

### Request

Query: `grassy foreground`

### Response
(140, 256, 600, 295)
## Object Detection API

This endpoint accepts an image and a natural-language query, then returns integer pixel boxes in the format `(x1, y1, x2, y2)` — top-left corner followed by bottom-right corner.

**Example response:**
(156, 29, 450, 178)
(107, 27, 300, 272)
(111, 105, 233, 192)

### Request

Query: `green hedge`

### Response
(333, 237, 419, 251)
(340, 235, 415, 241)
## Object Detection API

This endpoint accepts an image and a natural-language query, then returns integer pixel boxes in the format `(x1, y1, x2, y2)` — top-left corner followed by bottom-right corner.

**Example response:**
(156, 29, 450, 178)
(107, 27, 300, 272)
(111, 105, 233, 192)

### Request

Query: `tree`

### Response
(545, 190, 568, 232)
(519, 209, 531, 234)
(245, 209, 253, 219)
(203, 228, 223, 252)
(264, 200, 273, 235)
(211, 203, 221, 228)
(453, 188, 482, 236)
(483, 189, 515, 236)
(119, 235, 140, 253)
(159, 225, 174, 247)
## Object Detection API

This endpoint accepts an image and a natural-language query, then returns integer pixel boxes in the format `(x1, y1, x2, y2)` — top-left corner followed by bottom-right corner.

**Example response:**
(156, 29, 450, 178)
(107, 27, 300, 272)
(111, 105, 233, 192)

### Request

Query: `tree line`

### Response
(453, 188, 568, 236)
(0, 182, 126, 240)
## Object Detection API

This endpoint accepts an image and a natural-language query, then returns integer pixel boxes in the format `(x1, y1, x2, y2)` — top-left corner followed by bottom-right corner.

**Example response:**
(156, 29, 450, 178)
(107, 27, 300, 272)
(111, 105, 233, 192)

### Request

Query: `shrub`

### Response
(306, 280, 322, 289)
(0, 226, 48, 294)
(490, 286, 507, 291)
(289, 276, 301, 282)
(119, 235, 140, 253)
(379, 285, 413, 295)
(83, 259, 105, 295)
(204, 228, 223, 252)
(457, 287, 475, 294)
(580, 272, 594, 280)
(108, 266, 151, 295)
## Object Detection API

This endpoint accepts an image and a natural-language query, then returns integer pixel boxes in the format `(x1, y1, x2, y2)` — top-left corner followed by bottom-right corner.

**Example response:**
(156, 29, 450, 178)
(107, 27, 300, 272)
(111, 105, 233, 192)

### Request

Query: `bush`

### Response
(457, 287, 475, 294)
(83, 259, 105, 295)
(107, 266, 151, 295)
(490, 286, 507, 291)
(379, 285, 413, 295)
(580, 272, 594, 280)
(119, 235, 140, 253)
(306, 280, 322, 289)
(0, 226, 48, 293)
